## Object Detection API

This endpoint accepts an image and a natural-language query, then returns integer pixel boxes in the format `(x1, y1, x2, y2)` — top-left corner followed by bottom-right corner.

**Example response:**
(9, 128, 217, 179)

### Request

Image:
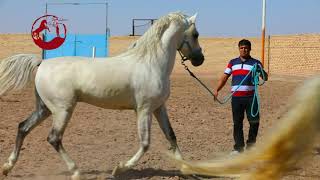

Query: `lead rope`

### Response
(178, 53, 224, 104)
(179, 55, 265, 117)
(250, 63, 265, 117)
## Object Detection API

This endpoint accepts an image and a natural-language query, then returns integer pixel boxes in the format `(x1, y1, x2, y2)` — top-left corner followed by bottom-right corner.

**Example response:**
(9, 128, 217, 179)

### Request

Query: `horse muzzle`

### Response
(190, 49, 204, 66)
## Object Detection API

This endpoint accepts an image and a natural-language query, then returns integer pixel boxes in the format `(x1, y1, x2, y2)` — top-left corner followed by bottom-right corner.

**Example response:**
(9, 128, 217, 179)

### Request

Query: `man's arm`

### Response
(260, 69, 268, 81)
(214, 73, 230, 97)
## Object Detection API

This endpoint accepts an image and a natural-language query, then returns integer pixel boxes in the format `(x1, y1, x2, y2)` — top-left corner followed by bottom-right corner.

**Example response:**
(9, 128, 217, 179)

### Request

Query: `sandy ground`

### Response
(0, 35, 319, 180)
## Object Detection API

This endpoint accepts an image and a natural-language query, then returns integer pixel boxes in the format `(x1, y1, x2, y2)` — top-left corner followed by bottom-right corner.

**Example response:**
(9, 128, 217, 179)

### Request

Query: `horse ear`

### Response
(188, 13, 198, 24)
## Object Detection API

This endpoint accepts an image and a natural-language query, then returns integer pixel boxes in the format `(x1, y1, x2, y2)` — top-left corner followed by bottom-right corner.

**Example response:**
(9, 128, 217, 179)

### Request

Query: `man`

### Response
(214, 39, 268, 154)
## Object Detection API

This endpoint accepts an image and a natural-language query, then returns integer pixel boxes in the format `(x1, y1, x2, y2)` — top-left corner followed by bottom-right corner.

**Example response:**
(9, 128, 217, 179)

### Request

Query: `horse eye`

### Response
(193, 32, 199, 39)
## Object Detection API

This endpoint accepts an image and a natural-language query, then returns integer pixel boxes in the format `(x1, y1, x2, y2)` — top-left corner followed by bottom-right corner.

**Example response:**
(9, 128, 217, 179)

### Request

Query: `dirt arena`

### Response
(0, 35, 319, 180)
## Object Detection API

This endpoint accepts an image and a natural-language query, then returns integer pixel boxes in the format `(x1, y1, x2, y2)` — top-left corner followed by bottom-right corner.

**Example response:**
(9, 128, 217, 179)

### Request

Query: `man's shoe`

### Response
(229, 150, 240, 156)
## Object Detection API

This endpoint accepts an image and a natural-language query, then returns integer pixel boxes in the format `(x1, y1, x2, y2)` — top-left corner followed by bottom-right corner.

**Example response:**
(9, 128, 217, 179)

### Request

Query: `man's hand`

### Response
(213, 90, 219, 101)
(214, 73, 230, 101)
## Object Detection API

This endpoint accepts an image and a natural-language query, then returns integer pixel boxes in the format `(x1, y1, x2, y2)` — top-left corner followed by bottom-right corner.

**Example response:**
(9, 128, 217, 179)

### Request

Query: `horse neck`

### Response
(157, 22, 184, 77)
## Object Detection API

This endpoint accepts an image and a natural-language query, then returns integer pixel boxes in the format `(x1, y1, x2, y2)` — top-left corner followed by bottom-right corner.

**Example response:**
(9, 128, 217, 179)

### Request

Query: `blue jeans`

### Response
(231, 96, 259, 151)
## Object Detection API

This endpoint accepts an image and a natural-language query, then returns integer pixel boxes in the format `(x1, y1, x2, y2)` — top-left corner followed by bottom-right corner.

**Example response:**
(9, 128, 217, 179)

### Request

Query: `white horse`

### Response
(0, 12, 204, 179)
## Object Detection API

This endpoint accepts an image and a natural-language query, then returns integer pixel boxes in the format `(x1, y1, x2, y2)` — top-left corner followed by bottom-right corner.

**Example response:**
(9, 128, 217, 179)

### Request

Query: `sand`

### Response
(0, 34, 319, 179)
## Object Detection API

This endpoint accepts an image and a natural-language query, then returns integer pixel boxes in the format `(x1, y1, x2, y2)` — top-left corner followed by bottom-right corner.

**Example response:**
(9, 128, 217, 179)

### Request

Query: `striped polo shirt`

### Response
(224, 57, 262, 97)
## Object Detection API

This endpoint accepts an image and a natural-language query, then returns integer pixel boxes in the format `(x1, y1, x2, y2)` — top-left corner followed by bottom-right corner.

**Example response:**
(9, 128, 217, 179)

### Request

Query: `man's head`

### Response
(238, 39, 251, 59)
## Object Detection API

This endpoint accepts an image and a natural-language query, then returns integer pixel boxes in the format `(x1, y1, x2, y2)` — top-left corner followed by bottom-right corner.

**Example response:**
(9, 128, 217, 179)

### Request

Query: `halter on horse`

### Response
(0, 12, 204, 179)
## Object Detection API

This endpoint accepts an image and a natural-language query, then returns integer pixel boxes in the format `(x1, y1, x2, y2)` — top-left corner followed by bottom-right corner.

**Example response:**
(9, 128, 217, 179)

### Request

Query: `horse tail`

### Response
(176, 76, 320, 180)
(0, 54, 42, 96)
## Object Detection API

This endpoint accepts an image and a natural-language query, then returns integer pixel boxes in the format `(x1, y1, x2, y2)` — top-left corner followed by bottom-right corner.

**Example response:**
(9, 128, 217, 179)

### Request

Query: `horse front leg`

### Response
(153, 104, 182, 160)
(112, 108, 152, 176)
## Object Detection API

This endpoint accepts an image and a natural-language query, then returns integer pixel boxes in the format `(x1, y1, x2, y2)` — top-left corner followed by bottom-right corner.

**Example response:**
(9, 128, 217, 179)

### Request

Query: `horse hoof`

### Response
(111, 162, 129, 176)
(175, 152, 183, 161)
(169, 146, 183, 160)
(180, 164, 190, 174)
(2, 163, 12, 176)
(71, 171, 82, 180)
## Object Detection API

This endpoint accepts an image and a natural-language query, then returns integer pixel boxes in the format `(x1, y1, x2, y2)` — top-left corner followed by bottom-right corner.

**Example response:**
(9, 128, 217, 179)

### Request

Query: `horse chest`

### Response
(138, 79, 170, 102)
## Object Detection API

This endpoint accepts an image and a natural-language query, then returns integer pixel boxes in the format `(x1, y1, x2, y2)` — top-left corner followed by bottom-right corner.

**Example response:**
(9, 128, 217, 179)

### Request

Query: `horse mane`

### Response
(121, 12, 188, 60)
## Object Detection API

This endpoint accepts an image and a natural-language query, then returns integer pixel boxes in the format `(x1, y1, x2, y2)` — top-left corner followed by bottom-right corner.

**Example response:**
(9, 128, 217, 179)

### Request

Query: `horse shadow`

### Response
(9, 168, 226, 179)
(109, 168, 187, 179)
(77, 168, 219, 180)
(53, 169, 183, 179)
(110, 168, 222, 180)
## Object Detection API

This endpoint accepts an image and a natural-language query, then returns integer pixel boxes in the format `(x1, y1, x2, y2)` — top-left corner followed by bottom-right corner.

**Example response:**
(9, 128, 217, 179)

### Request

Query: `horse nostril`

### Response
(199, 54, 204, 61)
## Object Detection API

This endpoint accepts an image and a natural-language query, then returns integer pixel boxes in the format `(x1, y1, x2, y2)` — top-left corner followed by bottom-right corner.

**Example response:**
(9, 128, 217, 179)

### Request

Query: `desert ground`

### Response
(0, 34, 319, 180)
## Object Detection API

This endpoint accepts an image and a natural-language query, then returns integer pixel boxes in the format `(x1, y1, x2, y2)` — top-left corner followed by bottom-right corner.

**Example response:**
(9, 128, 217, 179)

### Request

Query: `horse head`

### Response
(178, 13, 204, 66)
(40, 20, 50, 32)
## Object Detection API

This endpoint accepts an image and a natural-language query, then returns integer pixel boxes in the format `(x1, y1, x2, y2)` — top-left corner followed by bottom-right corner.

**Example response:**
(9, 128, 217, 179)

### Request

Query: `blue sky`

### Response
(0, 0, 319, 37)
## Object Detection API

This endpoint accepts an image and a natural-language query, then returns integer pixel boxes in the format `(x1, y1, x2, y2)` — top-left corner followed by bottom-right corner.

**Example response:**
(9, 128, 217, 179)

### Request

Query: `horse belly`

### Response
(78, 90, 135, 110)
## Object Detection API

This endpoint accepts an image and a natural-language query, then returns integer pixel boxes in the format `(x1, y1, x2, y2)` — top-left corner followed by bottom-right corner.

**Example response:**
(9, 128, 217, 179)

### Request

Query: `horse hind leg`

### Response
(112, 109, 152, 176)
(2, 90, 51, 176)
(47, 108, 80, 180)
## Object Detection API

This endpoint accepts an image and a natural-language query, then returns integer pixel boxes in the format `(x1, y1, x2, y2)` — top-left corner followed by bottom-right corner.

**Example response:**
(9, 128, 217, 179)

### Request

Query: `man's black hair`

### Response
(238, 39, 251, 48)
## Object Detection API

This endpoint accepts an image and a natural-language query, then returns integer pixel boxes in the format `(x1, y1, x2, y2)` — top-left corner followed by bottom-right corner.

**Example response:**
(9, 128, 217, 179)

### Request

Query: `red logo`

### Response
(31, 15, 67, 50)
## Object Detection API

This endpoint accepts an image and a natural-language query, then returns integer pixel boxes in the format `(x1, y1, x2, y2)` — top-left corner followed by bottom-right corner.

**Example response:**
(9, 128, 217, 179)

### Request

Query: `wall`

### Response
(266, 34, 320, 76)
(0, 34, 319, 77)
